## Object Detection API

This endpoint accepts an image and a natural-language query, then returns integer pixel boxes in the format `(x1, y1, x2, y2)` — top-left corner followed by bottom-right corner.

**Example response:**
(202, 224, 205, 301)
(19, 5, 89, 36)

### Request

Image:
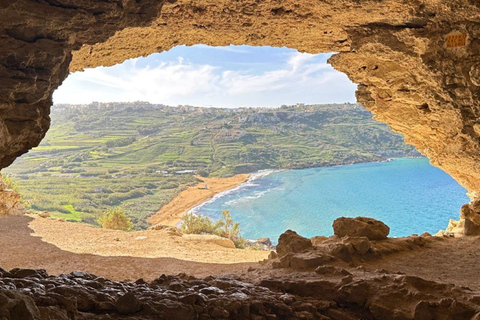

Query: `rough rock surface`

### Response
(2, 249, 480, 319)
(276, 230, 312, 257)
(442, 199, 480, 236)
(272, 221, 435, 269)
(333, 217, 390, 240)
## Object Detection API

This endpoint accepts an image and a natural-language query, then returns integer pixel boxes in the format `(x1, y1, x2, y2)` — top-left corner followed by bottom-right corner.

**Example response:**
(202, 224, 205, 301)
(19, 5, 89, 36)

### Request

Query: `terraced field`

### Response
(4, 102, 419, 229)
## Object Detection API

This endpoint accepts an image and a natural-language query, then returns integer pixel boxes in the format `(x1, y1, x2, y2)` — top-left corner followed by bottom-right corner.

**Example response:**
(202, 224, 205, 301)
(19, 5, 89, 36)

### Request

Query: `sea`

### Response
(190, 158, 469, 242)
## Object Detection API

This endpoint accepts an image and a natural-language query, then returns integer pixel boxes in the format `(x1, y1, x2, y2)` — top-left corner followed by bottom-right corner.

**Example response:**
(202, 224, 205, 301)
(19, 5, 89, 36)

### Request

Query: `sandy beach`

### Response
(147, 174, 250, 227)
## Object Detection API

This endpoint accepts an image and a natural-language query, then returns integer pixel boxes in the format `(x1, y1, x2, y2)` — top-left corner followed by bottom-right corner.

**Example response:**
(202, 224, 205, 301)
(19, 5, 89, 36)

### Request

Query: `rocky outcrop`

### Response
(276, 230, 312, 257)
(333, 217, 390, 240)
(441, 199, 480, 236)
(272, 219, 434, 269)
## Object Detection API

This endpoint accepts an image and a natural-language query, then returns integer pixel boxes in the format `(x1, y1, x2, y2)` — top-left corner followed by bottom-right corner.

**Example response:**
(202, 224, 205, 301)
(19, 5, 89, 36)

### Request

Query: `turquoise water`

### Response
(192, 158, 469, 242)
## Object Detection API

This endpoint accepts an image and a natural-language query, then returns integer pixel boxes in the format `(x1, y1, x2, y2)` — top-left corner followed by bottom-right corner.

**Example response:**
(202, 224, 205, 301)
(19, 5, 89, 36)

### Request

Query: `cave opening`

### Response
(2, 1, 480, 318)
(3, 45, 469, 249)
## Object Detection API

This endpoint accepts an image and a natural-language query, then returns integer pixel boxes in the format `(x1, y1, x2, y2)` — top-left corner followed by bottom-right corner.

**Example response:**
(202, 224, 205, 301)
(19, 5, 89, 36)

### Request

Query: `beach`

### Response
(147, 174, 250, 227)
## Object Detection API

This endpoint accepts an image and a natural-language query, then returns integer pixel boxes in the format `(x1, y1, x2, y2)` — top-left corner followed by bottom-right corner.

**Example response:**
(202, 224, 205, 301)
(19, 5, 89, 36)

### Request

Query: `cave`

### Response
(1, 0, 480, 319)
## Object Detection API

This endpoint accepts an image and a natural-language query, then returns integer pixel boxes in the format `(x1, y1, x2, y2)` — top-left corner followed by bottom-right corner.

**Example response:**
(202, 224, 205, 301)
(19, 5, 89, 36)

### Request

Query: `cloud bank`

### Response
(53, 46, 357, 108)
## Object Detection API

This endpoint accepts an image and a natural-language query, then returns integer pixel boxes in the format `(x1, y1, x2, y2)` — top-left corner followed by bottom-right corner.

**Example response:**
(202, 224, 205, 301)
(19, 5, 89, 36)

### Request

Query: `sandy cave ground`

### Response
(0, 215, 267, 282)
(1, 214, 480, 292)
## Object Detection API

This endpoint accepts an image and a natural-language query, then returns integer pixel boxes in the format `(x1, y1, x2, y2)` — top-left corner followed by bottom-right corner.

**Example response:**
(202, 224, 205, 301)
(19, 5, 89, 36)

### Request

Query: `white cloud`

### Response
(53, 48, 357, 108)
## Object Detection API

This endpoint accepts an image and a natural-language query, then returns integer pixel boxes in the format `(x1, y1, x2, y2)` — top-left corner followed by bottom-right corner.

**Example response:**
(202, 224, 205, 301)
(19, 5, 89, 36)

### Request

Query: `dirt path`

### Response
(0, 215, 265, 282)
(147, 174, 250, 226)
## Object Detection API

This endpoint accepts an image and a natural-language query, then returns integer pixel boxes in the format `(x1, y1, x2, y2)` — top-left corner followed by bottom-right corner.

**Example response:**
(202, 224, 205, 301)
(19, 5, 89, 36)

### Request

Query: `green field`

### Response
(4, 102, 419, 229)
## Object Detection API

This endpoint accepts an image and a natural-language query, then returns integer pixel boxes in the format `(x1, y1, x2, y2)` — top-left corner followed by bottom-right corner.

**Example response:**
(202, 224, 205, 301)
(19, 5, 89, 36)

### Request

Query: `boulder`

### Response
(245, 237, 273, 250)
(257, 237, 272, 247)
(333, 217, 389, 240)
(276, 230, 312, 256)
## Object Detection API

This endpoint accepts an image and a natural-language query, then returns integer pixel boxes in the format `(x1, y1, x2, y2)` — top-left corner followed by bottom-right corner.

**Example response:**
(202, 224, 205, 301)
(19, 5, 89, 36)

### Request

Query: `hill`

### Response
(4, 102, 420, 228)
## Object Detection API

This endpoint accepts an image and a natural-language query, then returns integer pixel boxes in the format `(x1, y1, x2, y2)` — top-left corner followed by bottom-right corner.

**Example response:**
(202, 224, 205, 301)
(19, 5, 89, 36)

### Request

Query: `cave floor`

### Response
(0, 215, 258, 282)
(2, 215, 480, 318)
(1, 214, 479, 291)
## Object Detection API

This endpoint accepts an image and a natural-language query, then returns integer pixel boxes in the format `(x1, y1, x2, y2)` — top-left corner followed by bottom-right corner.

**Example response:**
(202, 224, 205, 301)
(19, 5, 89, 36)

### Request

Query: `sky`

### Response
(53, 45, 357, 108)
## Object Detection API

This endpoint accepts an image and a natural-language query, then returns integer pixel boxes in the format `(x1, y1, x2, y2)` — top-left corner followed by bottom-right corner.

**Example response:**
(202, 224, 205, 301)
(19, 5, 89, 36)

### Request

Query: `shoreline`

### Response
(147, 174, 250, 227)
(189, 169, 282, 215)
(147, 157, 426, 228)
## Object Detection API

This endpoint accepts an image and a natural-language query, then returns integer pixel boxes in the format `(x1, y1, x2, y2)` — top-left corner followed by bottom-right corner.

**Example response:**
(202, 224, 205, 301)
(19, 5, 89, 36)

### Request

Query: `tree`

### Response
(216, 210, 240, 240)
(97, 207, 133, 231)
(216, 210, 245, 248)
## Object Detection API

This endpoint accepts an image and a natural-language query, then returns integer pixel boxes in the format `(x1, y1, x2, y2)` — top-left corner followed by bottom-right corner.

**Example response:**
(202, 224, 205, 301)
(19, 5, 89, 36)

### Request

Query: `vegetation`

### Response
(180, 212, 221, 235)
(4, 102, 420, 229)
(1, 173, 19, 192)
(98, 207, 133, 231)
(180, 210, 246, 248)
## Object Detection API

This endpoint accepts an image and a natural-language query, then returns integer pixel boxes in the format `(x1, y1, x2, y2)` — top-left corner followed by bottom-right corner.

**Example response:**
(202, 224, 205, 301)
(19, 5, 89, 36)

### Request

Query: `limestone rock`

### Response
(333, 217, 390, 240)
(245, 237, 273, 250)
(274, 252, 333, 270)
(311, 236, 329, 246)
(343, 236, 371, 255)
(458, 200, 480, 236)
(276, 230, 312, 257)
(1, 267, 479, 320)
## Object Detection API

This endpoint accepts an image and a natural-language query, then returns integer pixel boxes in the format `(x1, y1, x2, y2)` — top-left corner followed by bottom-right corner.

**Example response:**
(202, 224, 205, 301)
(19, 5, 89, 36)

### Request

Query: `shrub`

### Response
(179, 210, 246, 248)
(97, 208, 133, 231)
(180, 212, 220, 235)
(1, 173, 18, 192)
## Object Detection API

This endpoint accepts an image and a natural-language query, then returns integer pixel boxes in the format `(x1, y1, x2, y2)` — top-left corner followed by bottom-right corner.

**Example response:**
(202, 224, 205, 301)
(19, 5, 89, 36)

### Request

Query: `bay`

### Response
(192, 158, 469, 242)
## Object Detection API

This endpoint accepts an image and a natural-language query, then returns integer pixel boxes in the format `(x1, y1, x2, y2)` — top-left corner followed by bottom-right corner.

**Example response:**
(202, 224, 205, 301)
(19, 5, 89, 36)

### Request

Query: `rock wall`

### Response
(1, 1, 480, 203)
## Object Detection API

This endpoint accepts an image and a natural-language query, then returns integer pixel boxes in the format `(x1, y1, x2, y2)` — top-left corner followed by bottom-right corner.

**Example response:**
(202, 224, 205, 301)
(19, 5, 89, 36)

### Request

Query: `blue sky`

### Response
(53, 45, 357, 108)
